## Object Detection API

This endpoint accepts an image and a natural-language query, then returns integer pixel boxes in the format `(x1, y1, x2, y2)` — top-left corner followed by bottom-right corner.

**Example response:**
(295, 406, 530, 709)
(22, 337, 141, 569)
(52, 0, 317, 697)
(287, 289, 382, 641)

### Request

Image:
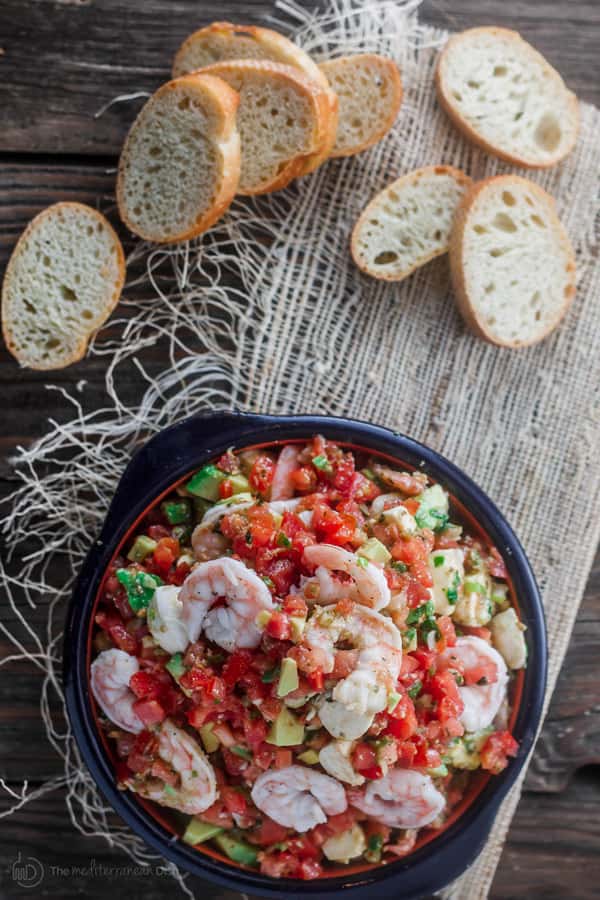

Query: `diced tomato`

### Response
(361, 765, 384, 780)
(386, 695, 417, 740)
(363, 820, 391, 845)
(405, 577, 433, 608)
(275, 749, 293, 769)
(286, 835, 322, 860)
(352, 742, 378, 771)
(243, 712, 268, 750)
(152, 536, 180, 575)
(403, 498, 420, 515)
(218, 478, 233, 499)
(129, 670, 163, 700)
(480, 730, 519, 774)
(281, 592, 308, 618)
(222, 649, 253, 687)
(249, 454, 276, 496)
(250, 817, 289, 846)
(306, 669, 324, 691)
(221, 785, 247, 815)
(201, 798, 234, 829)
(350, 471, 381, 502)
(187, 705, 211, 729)
(95, 610, 138, 655)
(217, 449, 239, 474)
(332, 454, 355, 494)
(395, 739, 417, 766)
(132, 698, 166, 727)
(437, 615, 457, 649)
(312, 501, 356, 547)
(265, 611, 292, 641)
(291, 466, 317, 493)
(126, 731, 157, 775)
(411, 648, 437, 673)
(331, 649, 359, 679)
(400, 655, 420, 676)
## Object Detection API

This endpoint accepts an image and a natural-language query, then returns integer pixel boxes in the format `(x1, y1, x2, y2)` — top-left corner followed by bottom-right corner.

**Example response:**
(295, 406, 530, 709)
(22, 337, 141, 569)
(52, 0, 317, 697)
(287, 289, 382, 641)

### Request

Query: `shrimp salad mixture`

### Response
(91, 438, 526, 879)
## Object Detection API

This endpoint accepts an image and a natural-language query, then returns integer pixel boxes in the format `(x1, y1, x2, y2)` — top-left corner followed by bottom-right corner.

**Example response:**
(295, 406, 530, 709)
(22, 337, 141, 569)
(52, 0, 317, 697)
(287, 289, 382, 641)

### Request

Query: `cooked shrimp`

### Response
(179, 557, 274, 653)
(90, 648, 143, 734)
(130, 719, 217, 815)
(490, 608, 527, 669)
(147, 584, 189, 654)
(371, 464, 427, 495)
(250, 765, 347, 832)
(442, 636, 508, 731)
(191, 526, 229, 562)
(270, 444, 299, 500)
(349, 769, 445, 828)
(318, 699, 374, 741)
(302, 544, 391, 611)
(319, 740, 365, 786)
(303, 603, 402, 719)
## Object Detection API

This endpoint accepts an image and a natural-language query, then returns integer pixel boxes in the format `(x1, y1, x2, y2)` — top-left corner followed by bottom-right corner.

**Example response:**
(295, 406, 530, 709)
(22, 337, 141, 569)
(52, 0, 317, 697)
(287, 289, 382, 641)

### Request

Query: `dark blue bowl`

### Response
(64, 411, 547, 899)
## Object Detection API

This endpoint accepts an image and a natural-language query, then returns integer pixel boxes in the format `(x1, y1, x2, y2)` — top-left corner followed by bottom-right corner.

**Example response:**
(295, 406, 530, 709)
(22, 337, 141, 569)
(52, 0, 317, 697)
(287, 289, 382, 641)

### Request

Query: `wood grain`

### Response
(0, 1, 599, 898)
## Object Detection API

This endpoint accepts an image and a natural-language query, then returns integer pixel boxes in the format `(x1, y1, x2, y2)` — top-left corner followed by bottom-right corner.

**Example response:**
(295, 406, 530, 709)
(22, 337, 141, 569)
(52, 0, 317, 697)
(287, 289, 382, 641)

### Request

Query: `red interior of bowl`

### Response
(86, 438, 525, 878)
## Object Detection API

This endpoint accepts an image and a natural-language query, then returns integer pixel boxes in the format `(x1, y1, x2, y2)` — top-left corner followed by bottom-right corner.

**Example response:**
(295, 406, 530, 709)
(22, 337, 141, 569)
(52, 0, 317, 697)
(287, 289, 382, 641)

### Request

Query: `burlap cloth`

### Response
(2, 1, 599, 898)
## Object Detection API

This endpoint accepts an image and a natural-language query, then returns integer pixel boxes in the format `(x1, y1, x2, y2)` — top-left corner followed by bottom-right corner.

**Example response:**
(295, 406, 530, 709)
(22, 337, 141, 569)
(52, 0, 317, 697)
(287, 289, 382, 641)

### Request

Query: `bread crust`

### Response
(448, 175, 577, 348)
(200, 59, 331, 195)
(116, 73, 241, 243)
(351, 165, 472, 282)
(435, 27, 579, 169)
(320, 54, 403, 158)
(173, 22, 338, 177)
(2, 202, 126, 370)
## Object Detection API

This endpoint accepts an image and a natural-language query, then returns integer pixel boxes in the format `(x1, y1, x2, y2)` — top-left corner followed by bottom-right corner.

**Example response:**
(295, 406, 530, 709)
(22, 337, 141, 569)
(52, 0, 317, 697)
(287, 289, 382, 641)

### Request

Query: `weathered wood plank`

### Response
(0, 0, 599, 156)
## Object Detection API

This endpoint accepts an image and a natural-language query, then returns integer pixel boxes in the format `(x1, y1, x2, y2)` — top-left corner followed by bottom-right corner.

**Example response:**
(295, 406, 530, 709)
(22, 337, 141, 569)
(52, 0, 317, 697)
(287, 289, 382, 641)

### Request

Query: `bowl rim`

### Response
(64, 410, 548, 900)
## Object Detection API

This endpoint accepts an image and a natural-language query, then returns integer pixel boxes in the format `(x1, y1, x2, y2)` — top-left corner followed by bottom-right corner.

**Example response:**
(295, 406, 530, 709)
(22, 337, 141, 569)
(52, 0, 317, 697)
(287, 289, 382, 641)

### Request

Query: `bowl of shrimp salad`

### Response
(64, 411, 547, 899)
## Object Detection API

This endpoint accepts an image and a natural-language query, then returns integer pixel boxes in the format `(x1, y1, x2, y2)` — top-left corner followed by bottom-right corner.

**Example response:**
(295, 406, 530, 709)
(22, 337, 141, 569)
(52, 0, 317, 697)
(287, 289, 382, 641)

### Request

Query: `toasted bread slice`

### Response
(173, 21, 338, 175)
(449, 175, 576, 347)
(352, 166, 472, 282)
(117, 73, 240, 243)
(200, 60, 330, 195)
(319, 54, 402, 157)
(2, 202, 125, 370)
(436, 27, 579, 168)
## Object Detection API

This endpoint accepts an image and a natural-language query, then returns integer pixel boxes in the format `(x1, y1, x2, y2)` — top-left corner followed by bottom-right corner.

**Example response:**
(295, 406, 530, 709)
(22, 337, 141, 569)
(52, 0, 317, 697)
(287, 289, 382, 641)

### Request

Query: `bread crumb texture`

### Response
(118, 82, 223, 241)
(2, 203, 124, 369)
(353, 167, 470, 280)
(438, 28, 578, 166)
(205, 63, 317, 193)
(320, 54, 402, 156)
(457, 178, 575, 346)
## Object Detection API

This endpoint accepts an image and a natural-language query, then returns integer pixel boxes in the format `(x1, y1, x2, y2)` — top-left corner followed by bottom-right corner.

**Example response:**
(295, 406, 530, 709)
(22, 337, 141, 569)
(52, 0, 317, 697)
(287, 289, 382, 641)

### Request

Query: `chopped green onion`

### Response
(230, 745, 253, 761)
(408, 679, 422, 700)
(262, 666, 280, 684)
(277, 532, 292, 549)
(261, 575, 275, 590)
(433, 555, 445, 568)
(312, 454, 333, 474)
(464, 579, 487, 595)
(356, 555, 369, 569)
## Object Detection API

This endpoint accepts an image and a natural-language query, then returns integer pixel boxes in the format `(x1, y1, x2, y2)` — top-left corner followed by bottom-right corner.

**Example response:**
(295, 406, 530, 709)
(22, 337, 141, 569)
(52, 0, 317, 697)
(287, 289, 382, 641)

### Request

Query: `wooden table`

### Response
(1, 2, 599, 897)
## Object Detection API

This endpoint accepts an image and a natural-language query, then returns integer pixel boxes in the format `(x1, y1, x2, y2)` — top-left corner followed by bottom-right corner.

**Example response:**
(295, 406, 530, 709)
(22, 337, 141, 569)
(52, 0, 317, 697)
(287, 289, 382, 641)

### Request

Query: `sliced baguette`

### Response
(173, 22, 338, 175)
(449, 175, 576, 347)
(200, 60, 330, 195)
(117, 73, 240, 243)
(319, 54, 402, 157)
(436, 27, 579, 168)
(352, 166, 472, 281)
(2, 202, 125, 370)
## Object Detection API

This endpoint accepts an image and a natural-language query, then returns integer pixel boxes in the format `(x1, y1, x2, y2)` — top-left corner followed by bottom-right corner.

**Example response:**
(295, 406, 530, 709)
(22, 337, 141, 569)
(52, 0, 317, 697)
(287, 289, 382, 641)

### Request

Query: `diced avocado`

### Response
(445, 728, 493, 770)
(256, 610, 272, 629)
(297, 749, 319, 765)
(166, 652, 186, 681)
(415, 483, 449, 532)
(228, 473, 251, 495)
(183, 818, 223, 845)
(199, 723, 220, 753)
(126, 535, 157, 563)
(358, 537, 391, 564)
(266, 707, 304, 747)
(277, 658, 299, 698)
(161, 499, 192, 525)
(214, 833, 258, 867)
(290, 615, 306, 642)
(186, 465, 226, 501)
(426, 763, 449, 778)
(192, 496, 211, 521)
(387, 691, 401, 713)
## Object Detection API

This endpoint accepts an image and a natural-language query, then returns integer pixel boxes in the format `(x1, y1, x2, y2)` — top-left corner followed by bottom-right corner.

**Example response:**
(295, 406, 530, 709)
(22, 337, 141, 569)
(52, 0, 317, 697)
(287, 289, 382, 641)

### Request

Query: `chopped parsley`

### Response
(277, 532, 292, 548)
(391, 560, 408, 573)
(433, 555, 445, 567)
(446, 571, 461, 604)
(406, 600, 435, 625)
